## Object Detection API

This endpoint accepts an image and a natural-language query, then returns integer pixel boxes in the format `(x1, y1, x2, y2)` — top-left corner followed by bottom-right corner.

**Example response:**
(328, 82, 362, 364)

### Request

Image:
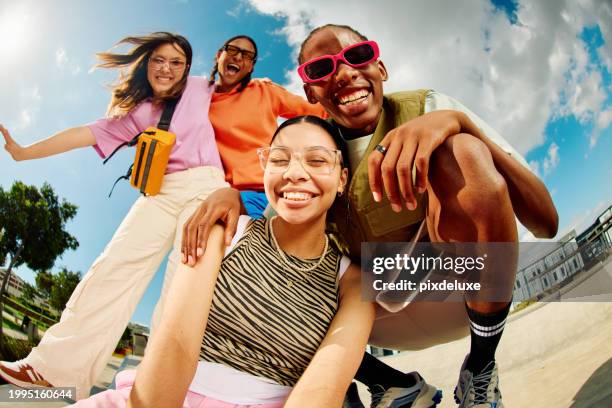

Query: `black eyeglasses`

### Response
(222, 44, 256, 62)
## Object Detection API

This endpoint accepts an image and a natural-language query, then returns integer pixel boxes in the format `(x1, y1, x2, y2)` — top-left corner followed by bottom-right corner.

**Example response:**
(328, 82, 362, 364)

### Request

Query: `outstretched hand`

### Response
(367, 110, 463, 212)
(1, 124, 25, 161)
(181, 187, 243, 266)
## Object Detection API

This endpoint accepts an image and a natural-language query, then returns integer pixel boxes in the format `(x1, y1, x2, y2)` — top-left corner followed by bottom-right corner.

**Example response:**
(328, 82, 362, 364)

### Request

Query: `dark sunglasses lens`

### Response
(305, 58, 334, 80)
(344, 44, 375, 65)
(225, 45, 255, 60)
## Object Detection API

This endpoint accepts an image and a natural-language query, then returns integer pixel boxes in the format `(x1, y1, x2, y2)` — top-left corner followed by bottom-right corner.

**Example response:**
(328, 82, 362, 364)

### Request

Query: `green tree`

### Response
(19, 282, 39, 304)
(0, 181, 78, 339)
(35, 271, 54, 299)
(49, 268, 81, 311)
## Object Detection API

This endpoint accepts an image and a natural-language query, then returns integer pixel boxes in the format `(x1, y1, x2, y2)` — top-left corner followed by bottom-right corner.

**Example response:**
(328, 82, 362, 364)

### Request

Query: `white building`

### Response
(0, 268, 53, 310)
(0, 268, 26, 298)
(513, 231, 585, 302)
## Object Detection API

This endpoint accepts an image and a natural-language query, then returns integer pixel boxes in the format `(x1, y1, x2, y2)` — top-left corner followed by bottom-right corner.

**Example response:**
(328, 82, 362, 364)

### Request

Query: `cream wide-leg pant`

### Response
(27, 166, 229, 400)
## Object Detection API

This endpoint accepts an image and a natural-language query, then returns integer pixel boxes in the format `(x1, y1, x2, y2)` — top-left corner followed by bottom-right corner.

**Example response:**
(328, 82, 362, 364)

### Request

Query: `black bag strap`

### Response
(157, 97, 179, 131)
(103, 96, 180, 165)
(108, 164, 133, 197)
(104, 97, 180, 197)
(102, 134, 141, 165)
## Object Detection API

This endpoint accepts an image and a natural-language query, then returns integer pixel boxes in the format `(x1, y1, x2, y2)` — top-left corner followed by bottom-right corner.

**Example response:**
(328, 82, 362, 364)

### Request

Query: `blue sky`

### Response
(1, 0, 610, 327)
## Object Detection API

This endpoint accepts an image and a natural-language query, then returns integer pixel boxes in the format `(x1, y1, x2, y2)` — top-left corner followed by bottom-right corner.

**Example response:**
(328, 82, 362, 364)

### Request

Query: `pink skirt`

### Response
(70, 370, 284, 408)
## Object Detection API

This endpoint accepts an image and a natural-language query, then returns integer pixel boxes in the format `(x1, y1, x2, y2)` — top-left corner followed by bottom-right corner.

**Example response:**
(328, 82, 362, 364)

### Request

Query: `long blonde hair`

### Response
(95, 32, 192, 117)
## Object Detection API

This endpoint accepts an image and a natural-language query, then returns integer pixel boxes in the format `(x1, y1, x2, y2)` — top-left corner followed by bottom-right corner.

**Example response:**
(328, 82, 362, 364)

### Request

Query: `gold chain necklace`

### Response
(268, 216, 329, 288)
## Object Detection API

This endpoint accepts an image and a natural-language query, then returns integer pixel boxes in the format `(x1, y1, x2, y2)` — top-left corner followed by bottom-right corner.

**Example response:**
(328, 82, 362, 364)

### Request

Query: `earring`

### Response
(337, 190, 344, 197)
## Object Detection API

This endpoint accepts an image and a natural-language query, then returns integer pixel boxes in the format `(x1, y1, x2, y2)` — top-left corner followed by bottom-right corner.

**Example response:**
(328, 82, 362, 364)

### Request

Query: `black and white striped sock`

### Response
(465, 302, 511, 374)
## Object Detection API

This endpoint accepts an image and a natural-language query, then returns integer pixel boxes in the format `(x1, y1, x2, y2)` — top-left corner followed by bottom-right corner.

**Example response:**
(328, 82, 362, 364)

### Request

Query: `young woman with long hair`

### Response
(71, 116, 374, 408)
(0, 32, 229, 399)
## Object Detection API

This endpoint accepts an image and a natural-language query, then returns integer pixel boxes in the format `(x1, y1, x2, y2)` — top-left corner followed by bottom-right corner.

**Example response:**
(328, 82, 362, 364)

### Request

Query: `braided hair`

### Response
(209, 35, 258, 92)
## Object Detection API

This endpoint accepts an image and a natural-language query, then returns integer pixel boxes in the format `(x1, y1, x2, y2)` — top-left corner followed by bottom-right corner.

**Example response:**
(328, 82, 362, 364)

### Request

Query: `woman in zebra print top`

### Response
(120, 116, 375, 407)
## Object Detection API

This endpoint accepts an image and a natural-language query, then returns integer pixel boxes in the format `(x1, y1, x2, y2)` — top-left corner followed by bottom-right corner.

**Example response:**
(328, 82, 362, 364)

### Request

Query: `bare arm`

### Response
(182, 187, 246, 266)
(285, 264, 375, 408)
(127, 225, 226, 408)
(1, 124, 96, 161)
(453, 111, 558, 238)
(269, 81, 328, 119)
(368, 110, 558, 238)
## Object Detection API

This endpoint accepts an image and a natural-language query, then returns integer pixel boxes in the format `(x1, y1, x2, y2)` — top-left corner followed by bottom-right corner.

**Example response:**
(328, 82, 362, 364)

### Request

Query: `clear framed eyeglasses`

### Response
(257, 146, 342, 175)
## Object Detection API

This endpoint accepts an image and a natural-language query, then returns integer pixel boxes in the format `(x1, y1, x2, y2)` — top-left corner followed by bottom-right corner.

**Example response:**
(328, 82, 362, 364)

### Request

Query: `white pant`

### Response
(27, 166, 229, 400)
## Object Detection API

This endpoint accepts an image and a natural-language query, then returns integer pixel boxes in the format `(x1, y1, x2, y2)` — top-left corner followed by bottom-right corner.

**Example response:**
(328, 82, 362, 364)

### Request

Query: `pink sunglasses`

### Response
(298, 40, 380, 83)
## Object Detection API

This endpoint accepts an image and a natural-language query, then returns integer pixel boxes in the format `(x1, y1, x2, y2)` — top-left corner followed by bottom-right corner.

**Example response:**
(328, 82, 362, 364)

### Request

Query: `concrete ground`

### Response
(356, 259, 612, 407)
(1, 260, 610, 407)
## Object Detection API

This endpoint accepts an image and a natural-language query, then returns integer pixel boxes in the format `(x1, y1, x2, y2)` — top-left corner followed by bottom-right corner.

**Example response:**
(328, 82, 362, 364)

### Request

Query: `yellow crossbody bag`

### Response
(129, 127, 176, 195)
(104, 98, 179, 197)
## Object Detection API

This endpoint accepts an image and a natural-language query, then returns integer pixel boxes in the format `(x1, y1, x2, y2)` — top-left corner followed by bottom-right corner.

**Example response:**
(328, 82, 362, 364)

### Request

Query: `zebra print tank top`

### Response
(199, 217, 342, 386)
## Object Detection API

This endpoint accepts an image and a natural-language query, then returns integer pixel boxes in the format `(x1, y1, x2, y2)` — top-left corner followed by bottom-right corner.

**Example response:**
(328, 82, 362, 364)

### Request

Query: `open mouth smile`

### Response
(277, 189, 320, 208)
(226, 63, 241, 75)
(282, 191, 313, 201)
(155, 76, 174, 82)
(337, 89, 371, 106)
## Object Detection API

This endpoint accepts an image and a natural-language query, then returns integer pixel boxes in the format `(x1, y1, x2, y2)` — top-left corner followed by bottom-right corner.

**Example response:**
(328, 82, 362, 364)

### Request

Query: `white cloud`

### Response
(557, 199, 611, 239)
(227, 2, 245, 18)
(591, 106, 612, 147)
(518, 222, 539, 242)
(560, 69, 605, 124)
(12, 86, 42, 131)
(522, 198, 611, 242)
(55, 47, 81, 75)
(249, 0, 610, 156)
(592, 0, 612, 72)
(597, 107, 612, 130)
(20, 86, 42, 103)
(17, 110, 32, 129)
(529, 141, 560, 178)
(192, 55, 205, 70)
(56, 48, 67, 68)
(542, 142, 560, 176)
(258, 50, 272, 62)
(529, 160, 541, 178)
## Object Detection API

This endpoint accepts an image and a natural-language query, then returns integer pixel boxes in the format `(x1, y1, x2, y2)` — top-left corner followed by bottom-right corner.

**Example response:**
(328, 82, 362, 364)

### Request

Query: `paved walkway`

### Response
(356, 260, 612, 407)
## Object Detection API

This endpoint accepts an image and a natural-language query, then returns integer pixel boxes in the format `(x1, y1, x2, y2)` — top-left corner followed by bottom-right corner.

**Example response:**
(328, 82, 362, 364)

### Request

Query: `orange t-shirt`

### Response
(209, 79, 328, 191)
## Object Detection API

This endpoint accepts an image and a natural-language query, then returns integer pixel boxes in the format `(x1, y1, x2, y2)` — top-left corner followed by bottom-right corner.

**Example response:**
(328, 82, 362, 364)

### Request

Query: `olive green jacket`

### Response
(329, 89, 430, 261)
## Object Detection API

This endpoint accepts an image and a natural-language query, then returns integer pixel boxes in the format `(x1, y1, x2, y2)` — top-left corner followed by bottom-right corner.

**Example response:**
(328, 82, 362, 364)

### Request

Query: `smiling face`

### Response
(146, 42, 188, 97)
(300, 27, 388, 137)
(215, 37, 256, 92)
(264, 122, 348, 226)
